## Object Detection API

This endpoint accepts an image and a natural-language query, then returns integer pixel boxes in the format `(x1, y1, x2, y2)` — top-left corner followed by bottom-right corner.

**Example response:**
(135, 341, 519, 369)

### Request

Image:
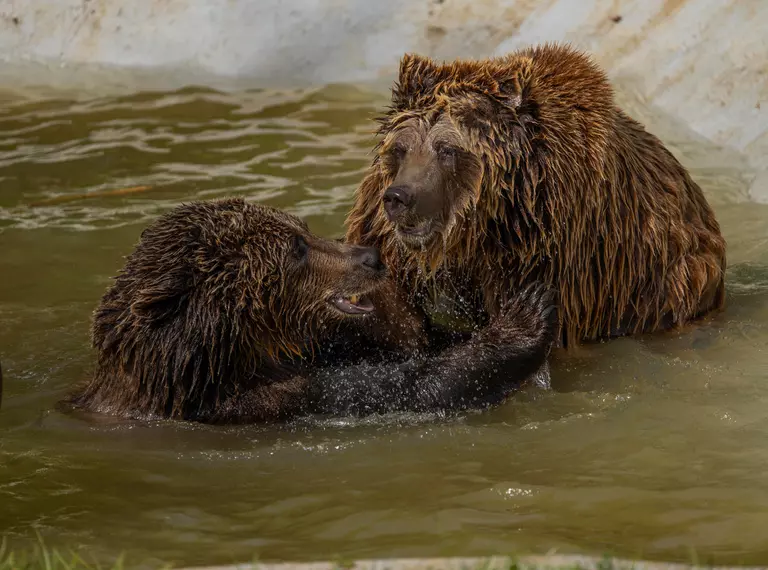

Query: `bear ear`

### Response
(392, 53, 443, 107)
(131, 268, 192, 323)
(499, 76, 524, 109)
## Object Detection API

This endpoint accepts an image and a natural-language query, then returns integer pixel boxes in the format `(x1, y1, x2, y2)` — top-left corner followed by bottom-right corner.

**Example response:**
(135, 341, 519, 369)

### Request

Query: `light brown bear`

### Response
(346, 43, 727, 348)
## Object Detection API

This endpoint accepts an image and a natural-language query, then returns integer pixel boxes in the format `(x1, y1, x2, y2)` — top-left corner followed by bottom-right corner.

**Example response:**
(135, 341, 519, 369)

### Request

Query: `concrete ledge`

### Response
(185, 555, 766, 570)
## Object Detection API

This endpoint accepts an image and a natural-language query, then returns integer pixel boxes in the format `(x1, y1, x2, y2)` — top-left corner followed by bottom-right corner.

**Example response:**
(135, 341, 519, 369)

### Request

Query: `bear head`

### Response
(355, 45, 614, 269)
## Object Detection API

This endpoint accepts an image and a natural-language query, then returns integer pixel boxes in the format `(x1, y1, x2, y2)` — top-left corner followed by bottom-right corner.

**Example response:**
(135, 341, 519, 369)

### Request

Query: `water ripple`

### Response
(0, 86, 381, 233)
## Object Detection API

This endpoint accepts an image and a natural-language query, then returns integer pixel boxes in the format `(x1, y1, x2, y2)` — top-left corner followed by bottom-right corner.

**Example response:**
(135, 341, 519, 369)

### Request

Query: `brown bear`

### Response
(64, 198, 559, 423)
(345, 43, 727, 348)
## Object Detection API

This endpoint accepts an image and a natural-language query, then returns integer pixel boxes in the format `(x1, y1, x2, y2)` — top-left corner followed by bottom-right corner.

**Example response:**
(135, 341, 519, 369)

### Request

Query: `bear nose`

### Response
(352, 246, 385, 273)
(383, 186, 413, 221)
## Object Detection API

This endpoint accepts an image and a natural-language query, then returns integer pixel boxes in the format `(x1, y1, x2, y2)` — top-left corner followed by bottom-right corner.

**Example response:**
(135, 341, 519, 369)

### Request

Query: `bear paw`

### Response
(489, 282, 560, 353)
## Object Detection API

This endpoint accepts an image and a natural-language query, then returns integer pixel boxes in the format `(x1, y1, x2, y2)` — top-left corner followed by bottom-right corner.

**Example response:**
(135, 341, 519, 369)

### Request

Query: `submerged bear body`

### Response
(66, 198, 559, 423)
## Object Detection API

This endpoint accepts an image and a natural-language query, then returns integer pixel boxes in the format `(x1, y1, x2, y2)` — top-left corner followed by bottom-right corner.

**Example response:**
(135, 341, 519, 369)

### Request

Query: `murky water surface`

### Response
(1, 81, 768, 569)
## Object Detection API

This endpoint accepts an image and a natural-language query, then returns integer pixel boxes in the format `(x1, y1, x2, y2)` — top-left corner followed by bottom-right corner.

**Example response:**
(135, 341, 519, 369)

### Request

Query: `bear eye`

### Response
(387, 144, 407, 161)
(292, 234, 309, 261)
(437, 145, 458, 162)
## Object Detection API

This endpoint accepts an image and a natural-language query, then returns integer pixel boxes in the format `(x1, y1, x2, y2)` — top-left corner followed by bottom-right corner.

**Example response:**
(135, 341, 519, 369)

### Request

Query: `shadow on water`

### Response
(1, 82, 768, 569)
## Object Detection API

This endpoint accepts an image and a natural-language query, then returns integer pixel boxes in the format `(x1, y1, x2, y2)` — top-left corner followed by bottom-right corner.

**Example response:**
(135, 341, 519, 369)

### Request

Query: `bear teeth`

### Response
(349, 294, 359, 304)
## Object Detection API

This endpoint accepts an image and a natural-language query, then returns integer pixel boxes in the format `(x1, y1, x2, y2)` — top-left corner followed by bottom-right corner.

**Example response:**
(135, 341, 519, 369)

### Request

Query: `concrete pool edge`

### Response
(183, 555, 768, 570)
(1, 0, 767, 173)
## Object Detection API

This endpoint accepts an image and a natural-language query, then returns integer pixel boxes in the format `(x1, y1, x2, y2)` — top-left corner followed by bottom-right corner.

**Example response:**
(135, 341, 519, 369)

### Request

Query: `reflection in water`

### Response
(0, 83, 768, 569)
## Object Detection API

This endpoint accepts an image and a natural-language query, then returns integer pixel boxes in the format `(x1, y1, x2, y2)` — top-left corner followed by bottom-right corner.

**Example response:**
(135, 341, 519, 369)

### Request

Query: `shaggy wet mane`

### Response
(346, 43, 726, 346)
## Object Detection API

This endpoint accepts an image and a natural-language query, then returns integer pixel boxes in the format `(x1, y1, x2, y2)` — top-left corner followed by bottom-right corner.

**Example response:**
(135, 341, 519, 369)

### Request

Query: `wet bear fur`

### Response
(65, 198, 559, 423)
(345, 43, 727, 348)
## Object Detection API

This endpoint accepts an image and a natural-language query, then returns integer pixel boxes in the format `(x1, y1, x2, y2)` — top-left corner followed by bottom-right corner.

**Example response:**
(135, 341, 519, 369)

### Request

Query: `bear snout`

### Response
(382, 185, 413, 221)
(351, 245, 386, 274)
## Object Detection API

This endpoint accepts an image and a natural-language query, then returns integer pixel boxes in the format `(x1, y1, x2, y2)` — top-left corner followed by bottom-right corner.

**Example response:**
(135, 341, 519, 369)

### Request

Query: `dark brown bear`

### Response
(345, 43, 727, 347)
(65, 198, 559, 423)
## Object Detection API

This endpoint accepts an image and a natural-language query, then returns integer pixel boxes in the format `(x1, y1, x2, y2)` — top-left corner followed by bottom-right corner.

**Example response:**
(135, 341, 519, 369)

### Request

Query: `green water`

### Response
(1, 82, 768, 569)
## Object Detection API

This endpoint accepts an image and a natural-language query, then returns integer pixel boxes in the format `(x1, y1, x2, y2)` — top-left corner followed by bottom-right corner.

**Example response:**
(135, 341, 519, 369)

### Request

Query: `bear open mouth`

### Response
(329, 294, 375, 315)
(396, 221, 433, 242)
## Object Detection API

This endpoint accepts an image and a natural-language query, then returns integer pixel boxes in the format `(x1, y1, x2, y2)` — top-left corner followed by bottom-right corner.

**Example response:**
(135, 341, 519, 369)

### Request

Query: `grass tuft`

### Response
(0, 535, 130, 570)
